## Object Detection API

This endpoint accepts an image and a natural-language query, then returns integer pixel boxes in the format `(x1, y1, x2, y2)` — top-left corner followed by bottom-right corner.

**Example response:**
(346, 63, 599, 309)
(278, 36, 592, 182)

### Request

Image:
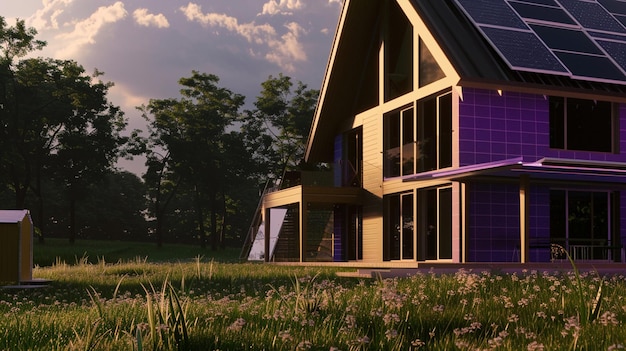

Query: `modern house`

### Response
(243, 0, 626, 265)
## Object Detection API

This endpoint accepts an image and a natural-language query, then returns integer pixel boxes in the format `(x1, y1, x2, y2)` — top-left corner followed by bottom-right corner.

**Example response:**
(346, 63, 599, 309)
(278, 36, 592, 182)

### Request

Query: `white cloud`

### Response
(55, 1, 127, 58)
(265, 22, 306, 72)
(258, 0, 304, 16)
(328, 0, 343, 5)
(28, 0, 74, 30)
(133, 8, 169, 28)
(180, 2, 307, 72)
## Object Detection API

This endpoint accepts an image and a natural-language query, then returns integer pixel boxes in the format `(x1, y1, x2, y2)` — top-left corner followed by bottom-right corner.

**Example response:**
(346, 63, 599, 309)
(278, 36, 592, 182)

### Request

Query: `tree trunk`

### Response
(69, 196, 76, 245)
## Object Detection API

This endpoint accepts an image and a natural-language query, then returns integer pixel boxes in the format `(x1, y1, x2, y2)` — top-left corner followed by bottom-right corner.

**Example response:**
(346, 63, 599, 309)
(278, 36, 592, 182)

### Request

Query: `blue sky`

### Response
(1, 0, 343, 174)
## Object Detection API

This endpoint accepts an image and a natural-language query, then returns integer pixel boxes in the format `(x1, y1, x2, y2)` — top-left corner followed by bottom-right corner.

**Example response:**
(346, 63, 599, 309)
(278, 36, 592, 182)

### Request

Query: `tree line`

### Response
(0, 18, 318, 248)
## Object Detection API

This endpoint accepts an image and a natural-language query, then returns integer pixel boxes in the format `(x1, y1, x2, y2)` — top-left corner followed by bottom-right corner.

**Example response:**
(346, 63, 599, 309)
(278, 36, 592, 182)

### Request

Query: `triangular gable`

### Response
(305, 0, 460, 163)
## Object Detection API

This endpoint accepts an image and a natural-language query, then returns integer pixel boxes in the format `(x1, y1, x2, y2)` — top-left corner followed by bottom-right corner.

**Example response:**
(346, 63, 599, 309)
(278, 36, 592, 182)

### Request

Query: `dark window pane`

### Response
(419, 38, 445, 87)
(384, 111, 401, 177)
(439, 93, 453, 168)
(566, 98, 612, 152)
(418, 97, 437, 172)
(385, 0, 413, 101)
(402, 193, 414, 259)
(439, 188, 453, 259)
(402, 108, 415, 176)
(549, 96, 565, 149)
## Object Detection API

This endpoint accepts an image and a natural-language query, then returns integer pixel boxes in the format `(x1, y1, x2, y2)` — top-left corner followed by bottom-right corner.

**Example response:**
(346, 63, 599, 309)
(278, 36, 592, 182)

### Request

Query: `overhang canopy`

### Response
(403, 157, 626, 186)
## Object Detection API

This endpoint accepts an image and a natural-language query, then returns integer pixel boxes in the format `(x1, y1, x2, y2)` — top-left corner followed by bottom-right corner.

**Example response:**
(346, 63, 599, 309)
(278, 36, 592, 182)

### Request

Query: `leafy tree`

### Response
(0, 18, 46, 209)
(142, 72, 245, 249)
(249, 73, 319, 180)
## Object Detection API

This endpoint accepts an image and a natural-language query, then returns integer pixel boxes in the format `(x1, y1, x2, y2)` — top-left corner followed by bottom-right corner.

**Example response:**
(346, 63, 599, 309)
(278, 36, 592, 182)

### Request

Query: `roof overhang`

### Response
(403, 157, 626, 186)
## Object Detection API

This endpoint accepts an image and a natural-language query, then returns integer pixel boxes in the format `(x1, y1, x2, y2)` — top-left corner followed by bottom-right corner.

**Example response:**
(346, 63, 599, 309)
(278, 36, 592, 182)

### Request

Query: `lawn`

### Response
(1, 240, 626, 350)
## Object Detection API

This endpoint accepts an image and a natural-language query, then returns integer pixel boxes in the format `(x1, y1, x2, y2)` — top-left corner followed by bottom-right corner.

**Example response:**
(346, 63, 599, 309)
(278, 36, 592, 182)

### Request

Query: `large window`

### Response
(550, 190, 619, 260)
(384, 192, 414, 260)
(383, 91, 452, 178)
(549, 97, 616, 152)
(384, 186, 453, 262)
(385, 0, 413, 102)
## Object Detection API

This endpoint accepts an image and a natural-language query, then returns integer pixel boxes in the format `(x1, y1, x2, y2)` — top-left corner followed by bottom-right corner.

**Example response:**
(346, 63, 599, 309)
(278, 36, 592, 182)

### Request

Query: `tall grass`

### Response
(2, 257, 626, 350)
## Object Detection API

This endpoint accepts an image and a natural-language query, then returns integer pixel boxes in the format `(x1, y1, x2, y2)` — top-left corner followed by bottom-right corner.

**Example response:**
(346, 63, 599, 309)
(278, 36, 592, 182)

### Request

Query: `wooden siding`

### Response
(362, 113, 384, 262)
(0, 224, 20, 283)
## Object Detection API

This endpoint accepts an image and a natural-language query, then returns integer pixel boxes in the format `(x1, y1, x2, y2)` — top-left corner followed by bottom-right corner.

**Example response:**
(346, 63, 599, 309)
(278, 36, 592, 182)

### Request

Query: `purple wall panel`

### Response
(467, 183, 520, 262)
(460, 88, 626, 262)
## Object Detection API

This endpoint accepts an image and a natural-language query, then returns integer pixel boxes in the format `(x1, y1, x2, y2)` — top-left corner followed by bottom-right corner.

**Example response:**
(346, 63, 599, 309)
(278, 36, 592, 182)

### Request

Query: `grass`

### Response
(33, 238, 240, 267)
(2, 240, 626, 350)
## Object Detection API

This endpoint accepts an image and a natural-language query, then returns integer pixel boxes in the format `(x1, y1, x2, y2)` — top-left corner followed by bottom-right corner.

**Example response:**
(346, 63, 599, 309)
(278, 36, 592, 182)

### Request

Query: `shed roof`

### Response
(0, 210, 31, 224)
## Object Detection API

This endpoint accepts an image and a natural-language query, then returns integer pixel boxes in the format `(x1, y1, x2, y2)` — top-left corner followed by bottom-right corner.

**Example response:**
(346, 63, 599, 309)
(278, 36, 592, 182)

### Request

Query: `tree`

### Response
(49, 67, 128, 244)
(248, 74, 319, 181)
(142, 72, 245, 249)
(0, 18, 46, 210)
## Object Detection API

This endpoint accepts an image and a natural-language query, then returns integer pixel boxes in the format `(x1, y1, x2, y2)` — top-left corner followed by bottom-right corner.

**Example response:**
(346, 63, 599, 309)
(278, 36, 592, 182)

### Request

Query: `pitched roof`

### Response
(306, 0, 626, 162)
(0, 210, 30, 224)
(413, 0, 626, 96)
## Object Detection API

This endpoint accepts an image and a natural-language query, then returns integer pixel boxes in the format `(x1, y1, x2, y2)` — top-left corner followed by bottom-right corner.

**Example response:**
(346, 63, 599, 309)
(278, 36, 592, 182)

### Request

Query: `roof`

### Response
(306, 0, 626, 163)
(403, 157, 626, 185)
(412, 0, 626, 97)
(0, 210, 31, 224)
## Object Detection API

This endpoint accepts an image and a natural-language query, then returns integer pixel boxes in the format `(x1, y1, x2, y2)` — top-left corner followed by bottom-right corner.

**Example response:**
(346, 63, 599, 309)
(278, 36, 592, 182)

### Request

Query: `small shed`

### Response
(0, 210, 33, 284)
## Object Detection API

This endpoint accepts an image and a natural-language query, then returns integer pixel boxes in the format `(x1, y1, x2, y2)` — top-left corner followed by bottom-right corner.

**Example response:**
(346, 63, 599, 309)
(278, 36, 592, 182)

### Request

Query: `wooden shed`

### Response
(0, 210, 33, 284)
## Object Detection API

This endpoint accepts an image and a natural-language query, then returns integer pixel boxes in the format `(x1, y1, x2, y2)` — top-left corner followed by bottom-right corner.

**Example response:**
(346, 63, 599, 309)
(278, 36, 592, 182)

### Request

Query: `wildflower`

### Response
(296, 341, 312, 350)
(527, 341, 545, 351)
(136, 322, 149, 332)
(278, 330, 293, 342)
(383, 313, 400, 325)
(432, 305, 444, 313)
(385, 329, 398, 340)
(411, 339, 425, 348)
(227, 318, 246, 332)
(508, 314, 519, 323)
(608, 344, 625, 351)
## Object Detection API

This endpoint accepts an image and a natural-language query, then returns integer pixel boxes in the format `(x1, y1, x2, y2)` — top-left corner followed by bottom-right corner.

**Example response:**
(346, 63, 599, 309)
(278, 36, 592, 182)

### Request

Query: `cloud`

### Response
(133, 8, 169, 28)
(180, 2, 307, 72)
(258, 0, 304, 16)
(265, 22, 307, 72)
(55, 1, 127, 58)
(28, 0, 74, 30)
(328, 0, 343, 5)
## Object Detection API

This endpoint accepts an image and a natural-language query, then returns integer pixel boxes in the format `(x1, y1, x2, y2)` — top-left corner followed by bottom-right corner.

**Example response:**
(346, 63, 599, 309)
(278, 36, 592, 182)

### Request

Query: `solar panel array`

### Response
(454, 0, 626, 84)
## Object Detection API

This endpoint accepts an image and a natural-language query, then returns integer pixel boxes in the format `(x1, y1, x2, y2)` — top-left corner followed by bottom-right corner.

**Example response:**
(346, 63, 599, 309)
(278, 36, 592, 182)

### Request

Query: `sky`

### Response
(1, 0, 344, 175)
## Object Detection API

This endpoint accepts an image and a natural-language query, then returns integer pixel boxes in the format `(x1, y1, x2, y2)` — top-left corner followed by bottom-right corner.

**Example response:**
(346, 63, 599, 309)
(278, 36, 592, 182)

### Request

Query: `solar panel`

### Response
(480, 27, 568, 73)
(455, 0, 527, 29)
(597, 0, 626, 16)
(516, 0, 560, 6)
(453, 0, 626, 85)
(530, 25, 603, 55)
(509, 2, 576, 25)
(555, 52, 626, 81)
(558, 0, 626, 33)
(597, 40, 626, 72)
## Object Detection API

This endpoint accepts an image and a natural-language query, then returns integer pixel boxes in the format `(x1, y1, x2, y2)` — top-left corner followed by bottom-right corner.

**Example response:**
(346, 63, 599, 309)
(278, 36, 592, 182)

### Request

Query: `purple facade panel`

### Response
(334, 210, 343, 262)
(460, 88, 626, 262)
(467, 183, 520, 262)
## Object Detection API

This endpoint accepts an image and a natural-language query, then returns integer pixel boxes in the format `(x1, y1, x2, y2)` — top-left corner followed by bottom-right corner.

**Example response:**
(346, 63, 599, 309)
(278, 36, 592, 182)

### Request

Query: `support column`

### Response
(299, 199, 307, 263)
(519, 175, 530, 263)
(264, 207, 270, 263)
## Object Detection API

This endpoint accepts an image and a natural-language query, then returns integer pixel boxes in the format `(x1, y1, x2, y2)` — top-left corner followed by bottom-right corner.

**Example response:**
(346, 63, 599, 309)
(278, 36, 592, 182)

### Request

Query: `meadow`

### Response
(1, 240, 626, 350)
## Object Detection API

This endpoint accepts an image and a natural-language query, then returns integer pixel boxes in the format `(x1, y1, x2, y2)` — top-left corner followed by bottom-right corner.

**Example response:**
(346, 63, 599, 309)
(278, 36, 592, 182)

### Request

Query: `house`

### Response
(243, 0, 626, 265)
(0, 210, 34, 284)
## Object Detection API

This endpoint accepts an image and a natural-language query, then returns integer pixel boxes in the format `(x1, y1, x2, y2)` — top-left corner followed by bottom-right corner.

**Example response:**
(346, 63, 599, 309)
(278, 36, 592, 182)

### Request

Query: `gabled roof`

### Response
(306, 0, 626, 163)
(0, 210, 30, 224)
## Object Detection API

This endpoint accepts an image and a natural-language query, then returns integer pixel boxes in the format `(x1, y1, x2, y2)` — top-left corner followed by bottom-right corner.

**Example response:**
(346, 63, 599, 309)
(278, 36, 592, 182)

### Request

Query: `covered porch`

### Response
(250, 185, 363, 263)
(405, 157, 626, 263)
